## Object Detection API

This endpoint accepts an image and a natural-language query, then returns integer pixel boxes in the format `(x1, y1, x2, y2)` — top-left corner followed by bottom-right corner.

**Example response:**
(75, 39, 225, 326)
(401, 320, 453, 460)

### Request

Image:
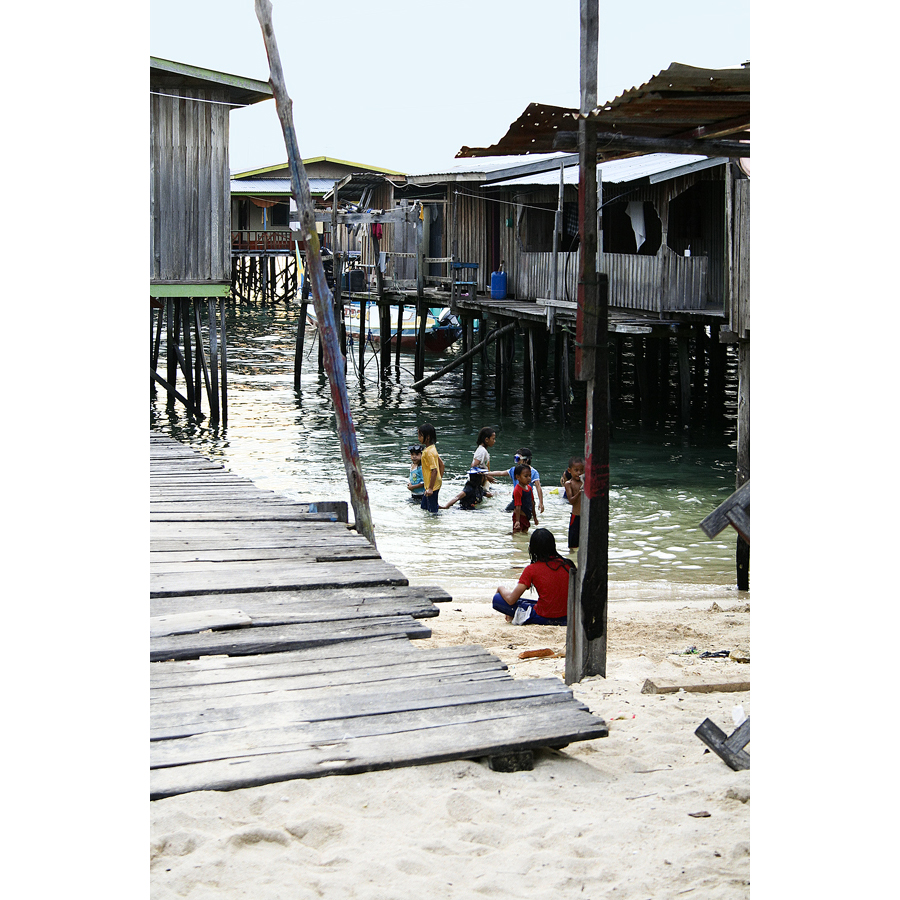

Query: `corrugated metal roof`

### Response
(230, 178, 334, 196)
(150, 57, 272, 107)
(457, 62, 749, 162)
(483, 154, 724, 188)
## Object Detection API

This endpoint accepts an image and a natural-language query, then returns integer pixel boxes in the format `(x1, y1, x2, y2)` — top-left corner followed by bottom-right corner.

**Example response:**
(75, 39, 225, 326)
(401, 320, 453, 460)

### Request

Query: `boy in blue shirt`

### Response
(486, 447, 545, 513)
(406, 444, 425, 500)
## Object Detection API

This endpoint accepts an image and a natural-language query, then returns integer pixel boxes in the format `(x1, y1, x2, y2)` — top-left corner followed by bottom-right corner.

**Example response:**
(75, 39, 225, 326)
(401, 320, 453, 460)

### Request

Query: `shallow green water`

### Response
(151, 303, 740, 590)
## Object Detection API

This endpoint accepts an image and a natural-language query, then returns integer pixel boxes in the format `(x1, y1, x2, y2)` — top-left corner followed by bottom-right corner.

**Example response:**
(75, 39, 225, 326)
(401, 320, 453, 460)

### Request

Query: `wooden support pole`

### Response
(219, 297, 228, 427)
(166, 298, 176, 405)
(410, 321, 515, 392)
(736, 339, 750, 590)
(568, 0, 608, 683)
(634, 336, 649, 423)
(358, 295, 368, 377)
(394, 302, 404, 371)
(193, 303, 211, 414)
(293, 241, 308, 391)
(414, 212, 426, 382)
(256, 0, 376, 546)
(180, 298, 196, 416)
(207, 299, 220, 425)
(463, 315, 474, 400)
(527, 329, 537, 417)
(677, 331, 691, 427)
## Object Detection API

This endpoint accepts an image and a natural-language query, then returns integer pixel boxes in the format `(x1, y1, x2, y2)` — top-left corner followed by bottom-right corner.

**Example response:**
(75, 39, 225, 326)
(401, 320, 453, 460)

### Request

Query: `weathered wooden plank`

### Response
(150, 609, 252, 638)
(151, 694, 582, 769)
(150, 675, 569, 741)
(148, 585, 450, 618)
(151, 654, 507, 704)
(150, 616, 431, 661)
(150, 557, 408, 597)
(152, 597, 438, 625)
(641, 677, 750, 694)
(150, 706, 608, 797)
(151, 546, 382, 564)
(150, 644, 496, 689)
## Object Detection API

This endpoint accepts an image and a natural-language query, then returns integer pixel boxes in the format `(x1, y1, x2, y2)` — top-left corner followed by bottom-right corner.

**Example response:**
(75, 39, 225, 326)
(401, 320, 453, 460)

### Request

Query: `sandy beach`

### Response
(150, 576, 750, 899)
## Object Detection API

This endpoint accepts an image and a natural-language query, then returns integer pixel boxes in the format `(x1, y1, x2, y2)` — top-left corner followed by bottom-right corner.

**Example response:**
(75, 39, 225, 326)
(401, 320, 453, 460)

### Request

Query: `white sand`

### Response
(150, 580, 750, 899)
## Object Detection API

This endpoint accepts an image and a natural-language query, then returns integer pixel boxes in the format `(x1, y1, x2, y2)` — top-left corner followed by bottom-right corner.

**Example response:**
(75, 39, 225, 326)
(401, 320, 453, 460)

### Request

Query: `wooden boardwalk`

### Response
(150, 432, 608, 798)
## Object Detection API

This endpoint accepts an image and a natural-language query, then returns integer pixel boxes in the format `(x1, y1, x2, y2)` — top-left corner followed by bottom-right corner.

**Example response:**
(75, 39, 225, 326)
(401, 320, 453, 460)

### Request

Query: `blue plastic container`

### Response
(490, 270, 507, 300)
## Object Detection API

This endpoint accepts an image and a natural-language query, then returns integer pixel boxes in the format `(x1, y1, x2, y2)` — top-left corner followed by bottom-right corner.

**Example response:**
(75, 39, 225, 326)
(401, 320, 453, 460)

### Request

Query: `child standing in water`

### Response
(471, 426, 497, 497)
(512, 463, 538, 533)
(406, 444, 425, 501)
(564, 456, 585, 549)
(417, 422, 444, 513)
(487, 447, 545, 513)
(492, 528, 574, 625)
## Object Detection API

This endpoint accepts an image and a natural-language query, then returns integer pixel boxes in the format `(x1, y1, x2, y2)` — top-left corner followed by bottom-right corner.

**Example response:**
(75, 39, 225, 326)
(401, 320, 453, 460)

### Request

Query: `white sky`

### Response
(150, 0, 751, 174)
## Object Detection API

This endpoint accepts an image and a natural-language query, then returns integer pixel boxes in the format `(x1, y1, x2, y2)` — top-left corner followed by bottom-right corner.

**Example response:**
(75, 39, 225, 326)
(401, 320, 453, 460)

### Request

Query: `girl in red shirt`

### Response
(492, 528, 574, 625)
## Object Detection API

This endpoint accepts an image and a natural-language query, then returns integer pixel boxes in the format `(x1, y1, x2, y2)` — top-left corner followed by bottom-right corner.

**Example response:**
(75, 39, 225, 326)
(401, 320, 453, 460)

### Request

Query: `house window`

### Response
(602, 200, 661, 255)
(270, 201, 289, 227)
(522, 202, 580, 252)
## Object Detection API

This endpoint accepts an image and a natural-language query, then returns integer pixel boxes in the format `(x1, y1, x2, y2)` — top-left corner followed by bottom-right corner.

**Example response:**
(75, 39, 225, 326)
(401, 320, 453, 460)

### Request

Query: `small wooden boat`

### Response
(306, 302, 463, 352)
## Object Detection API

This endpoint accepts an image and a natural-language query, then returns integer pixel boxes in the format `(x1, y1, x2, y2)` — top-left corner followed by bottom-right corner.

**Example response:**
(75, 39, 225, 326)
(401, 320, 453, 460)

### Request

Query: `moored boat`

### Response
(305, 302, 462, 352)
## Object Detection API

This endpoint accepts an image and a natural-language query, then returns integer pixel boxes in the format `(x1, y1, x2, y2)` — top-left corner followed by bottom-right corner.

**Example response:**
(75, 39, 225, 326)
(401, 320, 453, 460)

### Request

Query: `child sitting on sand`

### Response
(492, 528, 573, 625)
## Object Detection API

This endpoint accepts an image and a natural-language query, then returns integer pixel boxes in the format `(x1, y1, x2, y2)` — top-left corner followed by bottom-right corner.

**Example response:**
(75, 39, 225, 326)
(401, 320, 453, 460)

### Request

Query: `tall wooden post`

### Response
(567, 0, 609, 683)
(207, 299, 220, 426)
(166, 298, 176, 405)
(293, 240, 308, 391)
(736, 340, 750, 589)
(256, 0, 376, 546)
(415, 213, 427, 382)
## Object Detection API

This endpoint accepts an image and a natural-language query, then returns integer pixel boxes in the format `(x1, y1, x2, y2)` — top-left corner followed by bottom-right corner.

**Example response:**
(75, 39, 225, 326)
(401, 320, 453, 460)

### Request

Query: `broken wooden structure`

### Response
(150, 57, 273, 426)
(695, 716, 750, 771)
(701, 480, 750, 545)
(150, 432, 608, 798)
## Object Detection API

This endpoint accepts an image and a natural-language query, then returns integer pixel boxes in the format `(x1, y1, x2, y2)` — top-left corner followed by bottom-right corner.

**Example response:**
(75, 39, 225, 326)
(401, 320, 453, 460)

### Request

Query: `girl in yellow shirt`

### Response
(417, 422, 444, 512)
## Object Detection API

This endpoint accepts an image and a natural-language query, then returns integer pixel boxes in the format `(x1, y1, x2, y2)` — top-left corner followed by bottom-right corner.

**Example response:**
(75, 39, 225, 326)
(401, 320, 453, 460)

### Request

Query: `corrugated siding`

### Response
(150, 88, 231, 283)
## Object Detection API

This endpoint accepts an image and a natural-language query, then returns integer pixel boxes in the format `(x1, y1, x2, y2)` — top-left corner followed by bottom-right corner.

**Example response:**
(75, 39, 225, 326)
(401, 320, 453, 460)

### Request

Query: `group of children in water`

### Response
(406, 423, 586, 627)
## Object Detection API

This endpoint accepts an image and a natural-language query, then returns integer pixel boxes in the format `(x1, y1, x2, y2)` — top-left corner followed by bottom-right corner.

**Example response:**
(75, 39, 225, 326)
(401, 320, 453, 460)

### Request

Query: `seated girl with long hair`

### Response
(492, 528, 574, 625)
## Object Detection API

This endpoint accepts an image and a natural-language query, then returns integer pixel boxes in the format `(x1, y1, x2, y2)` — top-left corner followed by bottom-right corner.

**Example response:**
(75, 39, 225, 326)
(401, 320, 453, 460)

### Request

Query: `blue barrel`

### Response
(490, 270, 507, 300)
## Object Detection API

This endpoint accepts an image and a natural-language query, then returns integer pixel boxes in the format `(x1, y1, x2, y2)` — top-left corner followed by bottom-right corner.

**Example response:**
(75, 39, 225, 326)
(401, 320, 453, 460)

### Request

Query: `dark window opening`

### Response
(602, 200, 661, 255)
(522, 202, 580, 252)
(270, 201, 289, 227)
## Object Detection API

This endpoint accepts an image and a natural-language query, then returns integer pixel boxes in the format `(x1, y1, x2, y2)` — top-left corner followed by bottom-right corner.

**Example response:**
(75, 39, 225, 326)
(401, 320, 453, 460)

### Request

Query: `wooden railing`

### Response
(231, 230, 298, 252)
(599, 249, 708, 312)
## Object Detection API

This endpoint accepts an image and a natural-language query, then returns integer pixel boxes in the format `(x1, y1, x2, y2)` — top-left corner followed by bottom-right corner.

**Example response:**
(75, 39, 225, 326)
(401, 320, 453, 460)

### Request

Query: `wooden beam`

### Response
(411, 322, 515, 391)
(553, 130, 750, 157)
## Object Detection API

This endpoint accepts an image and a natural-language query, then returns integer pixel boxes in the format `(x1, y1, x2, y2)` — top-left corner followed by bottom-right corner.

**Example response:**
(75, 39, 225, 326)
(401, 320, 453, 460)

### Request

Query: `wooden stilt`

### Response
(736, 339, 750, 590)
(180, 298, 196, 416)
(193, 302, 211, 412)
(527, 328, 537, 417)
(463, 316, 474, 400)
(523, 328, 533, 410)
(677, 330, 691, 428)
(294, 243, 308, 391)
(560, 331, 570, 424)
(166, 298, 176, 405)
(634, 336, 649, 424)
(358, 295, 367, 378)
(494, 325, 502, 409)
(659, 334, 671, 422)
(219, 297, 228, 427)
(394, 302, 404, 372)
(208, 299, 220, 425)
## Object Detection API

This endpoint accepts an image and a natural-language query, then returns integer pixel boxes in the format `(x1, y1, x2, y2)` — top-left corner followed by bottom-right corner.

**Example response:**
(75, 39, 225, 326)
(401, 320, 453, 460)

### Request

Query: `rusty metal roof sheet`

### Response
(457, 62, 749, 161)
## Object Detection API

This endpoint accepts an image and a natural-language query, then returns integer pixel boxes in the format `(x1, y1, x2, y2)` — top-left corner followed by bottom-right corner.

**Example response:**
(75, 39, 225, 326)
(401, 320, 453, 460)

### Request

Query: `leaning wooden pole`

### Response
(410, 321, 516, 391)
(255, 0, 376, 546)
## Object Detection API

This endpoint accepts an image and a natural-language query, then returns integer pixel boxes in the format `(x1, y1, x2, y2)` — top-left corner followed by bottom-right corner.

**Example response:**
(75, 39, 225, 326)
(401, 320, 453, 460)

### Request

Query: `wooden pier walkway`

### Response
(150, 432, 608, 798)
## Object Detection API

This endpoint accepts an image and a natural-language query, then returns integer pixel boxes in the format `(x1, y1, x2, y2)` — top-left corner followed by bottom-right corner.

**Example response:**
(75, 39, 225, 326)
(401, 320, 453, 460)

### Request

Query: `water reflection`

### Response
(151, 304, 740, 589)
